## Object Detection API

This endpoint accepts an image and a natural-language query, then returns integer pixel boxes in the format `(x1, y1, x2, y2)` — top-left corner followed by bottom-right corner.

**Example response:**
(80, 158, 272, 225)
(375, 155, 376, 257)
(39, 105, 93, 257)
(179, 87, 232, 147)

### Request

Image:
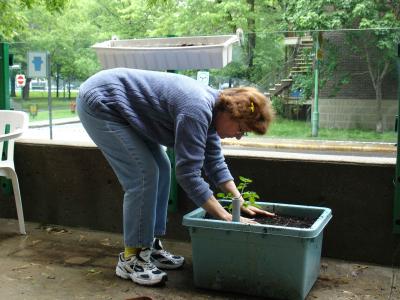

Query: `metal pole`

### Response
(311, 33, 320, 137)
(47, 52, 53, 139)
(166, 147, 178, 212)
(393, 43, 400, 234)
(0, 43, 10, 110)
(231, 197, 241, 222)
(167, 68, 178, 212)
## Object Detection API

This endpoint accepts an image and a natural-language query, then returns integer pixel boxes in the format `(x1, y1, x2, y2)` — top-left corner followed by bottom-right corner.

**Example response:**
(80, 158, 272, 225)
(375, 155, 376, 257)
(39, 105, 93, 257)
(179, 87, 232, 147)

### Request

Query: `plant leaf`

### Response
(239, 176, 252, 183)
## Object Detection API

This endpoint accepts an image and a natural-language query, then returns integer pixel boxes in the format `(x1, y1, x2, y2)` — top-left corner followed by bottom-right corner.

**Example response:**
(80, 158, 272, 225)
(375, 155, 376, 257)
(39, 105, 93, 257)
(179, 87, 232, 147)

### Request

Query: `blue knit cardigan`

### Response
(78, 68, 233, 206)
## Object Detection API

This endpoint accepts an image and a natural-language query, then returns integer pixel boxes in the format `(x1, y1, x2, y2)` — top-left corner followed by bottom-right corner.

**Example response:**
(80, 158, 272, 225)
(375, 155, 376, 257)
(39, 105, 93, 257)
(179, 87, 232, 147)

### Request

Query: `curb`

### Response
(221, 139, 396, 153)
(29, 117, 80, 128)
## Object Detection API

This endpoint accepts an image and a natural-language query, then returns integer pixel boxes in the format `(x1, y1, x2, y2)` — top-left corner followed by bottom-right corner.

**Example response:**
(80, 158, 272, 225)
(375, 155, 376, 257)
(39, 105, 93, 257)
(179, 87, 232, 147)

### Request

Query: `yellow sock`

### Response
(124, 246, 139, 259)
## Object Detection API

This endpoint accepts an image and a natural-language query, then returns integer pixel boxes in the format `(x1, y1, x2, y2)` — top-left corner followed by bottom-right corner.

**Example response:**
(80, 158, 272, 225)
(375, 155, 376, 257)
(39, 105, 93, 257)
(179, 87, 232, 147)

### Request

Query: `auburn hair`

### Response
(215, 87, 274, 134)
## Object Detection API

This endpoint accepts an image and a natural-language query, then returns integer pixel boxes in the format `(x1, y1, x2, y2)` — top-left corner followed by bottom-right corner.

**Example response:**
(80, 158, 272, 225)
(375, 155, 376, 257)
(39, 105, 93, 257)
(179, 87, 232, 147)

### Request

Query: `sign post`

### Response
(16, 74, 25, 102)
(46, 52, 53, 139)
(27, 51, 52, 139)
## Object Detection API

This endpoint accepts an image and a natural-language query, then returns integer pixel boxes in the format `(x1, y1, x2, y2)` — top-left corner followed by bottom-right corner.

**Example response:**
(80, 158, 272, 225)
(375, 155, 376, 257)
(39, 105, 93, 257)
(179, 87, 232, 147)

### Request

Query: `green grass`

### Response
(252, 117, 396, 142)
(12, 93, 78, 122)
(28, 109, 78, 122)
(13, 91, 77, 107)
(14, 90, 78, 99)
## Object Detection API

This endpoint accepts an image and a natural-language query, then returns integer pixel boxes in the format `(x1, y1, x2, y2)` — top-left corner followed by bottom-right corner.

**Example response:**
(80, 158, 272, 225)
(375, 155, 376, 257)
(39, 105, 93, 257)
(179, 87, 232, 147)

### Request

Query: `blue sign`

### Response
(32, 56, 44, 71)
(27, 52, 47, 78)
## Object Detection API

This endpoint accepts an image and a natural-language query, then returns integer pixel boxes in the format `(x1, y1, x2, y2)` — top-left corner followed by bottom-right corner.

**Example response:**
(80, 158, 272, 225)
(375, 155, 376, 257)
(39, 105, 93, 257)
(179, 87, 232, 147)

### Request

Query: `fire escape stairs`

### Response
(266, 36, 314, 97)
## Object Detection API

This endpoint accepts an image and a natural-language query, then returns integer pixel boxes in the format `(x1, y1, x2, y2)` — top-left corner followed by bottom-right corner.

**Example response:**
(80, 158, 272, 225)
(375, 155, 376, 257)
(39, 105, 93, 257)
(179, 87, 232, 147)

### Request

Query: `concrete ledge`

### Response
(0, 140, 398, 266)
(223, 148, 395, 165)
(20, 137, 397, 165)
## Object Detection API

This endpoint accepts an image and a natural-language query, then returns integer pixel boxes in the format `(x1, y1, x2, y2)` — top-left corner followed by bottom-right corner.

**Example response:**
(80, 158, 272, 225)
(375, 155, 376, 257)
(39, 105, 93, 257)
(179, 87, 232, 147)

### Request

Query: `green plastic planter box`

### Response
(182, 201, 332, 300)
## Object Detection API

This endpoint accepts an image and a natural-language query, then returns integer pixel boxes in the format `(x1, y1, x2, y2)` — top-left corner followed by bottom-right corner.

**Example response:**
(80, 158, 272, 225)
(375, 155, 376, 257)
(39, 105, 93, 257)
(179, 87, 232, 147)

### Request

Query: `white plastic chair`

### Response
(0, 110, 29, 234)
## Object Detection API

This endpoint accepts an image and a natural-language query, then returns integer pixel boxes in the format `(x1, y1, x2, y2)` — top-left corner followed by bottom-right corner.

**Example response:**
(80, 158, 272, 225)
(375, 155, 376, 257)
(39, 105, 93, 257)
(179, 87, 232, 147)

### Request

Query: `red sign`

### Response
(16, 74, 26, 87)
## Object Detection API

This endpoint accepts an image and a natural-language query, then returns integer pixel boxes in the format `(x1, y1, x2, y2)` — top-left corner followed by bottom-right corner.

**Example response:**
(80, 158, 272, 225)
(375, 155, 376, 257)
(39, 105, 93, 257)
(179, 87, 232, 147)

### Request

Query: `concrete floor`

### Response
(0, 218, 399, 300)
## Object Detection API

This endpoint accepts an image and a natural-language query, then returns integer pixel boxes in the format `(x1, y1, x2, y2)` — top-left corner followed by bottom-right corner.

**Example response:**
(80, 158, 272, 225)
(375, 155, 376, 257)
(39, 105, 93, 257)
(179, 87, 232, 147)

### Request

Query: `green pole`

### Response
(166, 147, 178, 212)
(47, 52, 53, 139)
(166, 68, 178, 212)
(0, 42, 10, 110)
(393, 43, 400, 234)
(311, 33, 320, 137)
(0, 42, 13, 196)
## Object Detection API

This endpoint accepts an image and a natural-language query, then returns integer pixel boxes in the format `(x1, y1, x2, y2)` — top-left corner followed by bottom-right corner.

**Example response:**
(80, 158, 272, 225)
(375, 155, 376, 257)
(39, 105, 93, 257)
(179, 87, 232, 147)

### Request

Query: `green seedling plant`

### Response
(216, 176, 261, 213)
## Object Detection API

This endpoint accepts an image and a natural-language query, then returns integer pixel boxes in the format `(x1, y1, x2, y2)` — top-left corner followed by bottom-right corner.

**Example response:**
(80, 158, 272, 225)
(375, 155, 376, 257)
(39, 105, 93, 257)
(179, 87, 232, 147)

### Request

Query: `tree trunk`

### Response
(10, 74, 16, 97)
(56, 64, 60, 98)
(363, 39, 389, 134)
(22, 78, 32, 100)
(246, 0, 256, 68)
(375, 83, 383, 133)
(68, 78, 71, 100)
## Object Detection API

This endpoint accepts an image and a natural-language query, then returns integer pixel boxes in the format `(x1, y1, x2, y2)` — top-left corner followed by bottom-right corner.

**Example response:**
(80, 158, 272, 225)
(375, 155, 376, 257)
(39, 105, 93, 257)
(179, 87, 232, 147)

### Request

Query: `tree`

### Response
(12, 0, 104, 99)
(7, 0, 285, 95)
(94, 0, 283, 86)
(282, 0, 400, 132)
(0, 0, 69, 40)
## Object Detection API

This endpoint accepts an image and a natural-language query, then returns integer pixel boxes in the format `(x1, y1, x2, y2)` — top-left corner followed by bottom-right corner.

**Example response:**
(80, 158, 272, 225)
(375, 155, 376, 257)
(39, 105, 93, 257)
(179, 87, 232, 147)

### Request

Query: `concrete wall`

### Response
(319, 98, 397, 130)
(0, 141, 398, 266)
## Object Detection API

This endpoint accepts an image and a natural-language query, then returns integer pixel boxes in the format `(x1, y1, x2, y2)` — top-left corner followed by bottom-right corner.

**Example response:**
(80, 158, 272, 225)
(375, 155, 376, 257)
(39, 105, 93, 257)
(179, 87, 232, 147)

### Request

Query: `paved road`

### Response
(227, 144, 396, 158)
(26, 122, 91, 142)
(25, 122, 397, 159)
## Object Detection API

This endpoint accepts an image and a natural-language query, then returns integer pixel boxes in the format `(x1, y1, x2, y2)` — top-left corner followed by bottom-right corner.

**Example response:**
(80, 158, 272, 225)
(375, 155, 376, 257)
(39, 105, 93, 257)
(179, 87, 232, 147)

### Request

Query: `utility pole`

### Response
(312, 32, 322, 137)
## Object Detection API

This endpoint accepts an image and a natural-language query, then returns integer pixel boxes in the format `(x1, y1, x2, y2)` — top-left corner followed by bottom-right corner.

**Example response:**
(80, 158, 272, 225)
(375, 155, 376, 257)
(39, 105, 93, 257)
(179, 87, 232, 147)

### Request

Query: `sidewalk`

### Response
(0, 218, 398, 300)
(222, 137, 396, 153)
(29, 116, 81, 128)
(28, 117, 397, 154)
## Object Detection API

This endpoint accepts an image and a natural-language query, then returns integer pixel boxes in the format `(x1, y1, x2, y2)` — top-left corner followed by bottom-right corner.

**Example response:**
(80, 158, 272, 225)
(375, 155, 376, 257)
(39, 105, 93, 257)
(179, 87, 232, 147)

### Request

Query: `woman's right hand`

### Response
(238, 215, 257, 224)
(202, 196, 231, 221)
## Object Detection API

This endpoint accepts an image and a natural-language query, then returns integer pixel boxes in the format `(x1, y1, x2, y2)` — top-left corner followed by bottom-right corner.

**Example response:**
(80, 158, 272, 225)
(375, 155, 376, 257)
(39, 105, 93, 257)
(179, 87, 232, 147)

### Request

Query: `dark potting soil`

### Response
(206, 213, 316, 228)
(251, 214, 316, 228)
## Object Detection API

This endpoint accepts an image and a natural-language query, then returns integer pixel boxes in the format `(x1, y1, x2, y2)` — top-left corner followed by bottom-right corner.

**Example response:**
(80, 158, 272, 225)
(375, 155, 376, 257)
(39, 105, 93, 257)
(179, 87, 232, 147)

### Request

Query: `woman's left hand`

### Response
(240, 205, 275, 218)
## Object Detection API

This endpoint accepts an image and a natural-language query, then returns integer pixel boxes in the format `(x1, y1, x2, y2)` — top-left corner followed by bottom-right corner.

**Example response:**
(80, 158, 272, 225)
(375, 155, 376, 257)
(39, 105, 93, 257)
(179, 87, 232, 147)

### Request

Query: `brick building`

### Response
(318, 31, 398, 130)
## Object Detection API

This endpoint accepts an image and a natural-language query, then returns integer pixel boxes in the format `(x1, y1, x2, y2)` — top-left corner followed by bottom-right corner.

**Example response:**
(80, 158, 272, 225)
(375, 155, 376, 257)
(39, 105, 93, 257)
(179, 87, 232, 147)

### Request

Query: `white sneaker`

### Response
(115, 248, 168, 286)
(151, 238, 185, 270)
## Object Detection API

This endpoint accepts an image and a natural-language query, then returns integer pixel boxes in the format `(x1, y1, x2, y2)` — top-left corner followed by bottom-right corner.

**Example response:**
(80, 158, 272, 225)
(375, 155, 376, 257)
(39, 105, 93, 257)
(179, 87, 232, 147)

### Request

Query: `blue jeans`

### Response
(77, 98, 171, 248)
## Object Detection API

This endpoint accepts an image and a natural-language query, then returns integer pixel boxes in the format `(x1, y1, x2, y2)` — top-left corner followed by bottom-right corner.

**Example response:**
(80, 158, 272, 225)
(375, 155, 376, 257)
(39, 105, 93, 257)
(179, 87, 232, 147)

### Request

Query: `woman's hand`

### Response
(239, 215, 258, 224)
(217, 180, 275, 220)
(240, 204, 275, 218)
